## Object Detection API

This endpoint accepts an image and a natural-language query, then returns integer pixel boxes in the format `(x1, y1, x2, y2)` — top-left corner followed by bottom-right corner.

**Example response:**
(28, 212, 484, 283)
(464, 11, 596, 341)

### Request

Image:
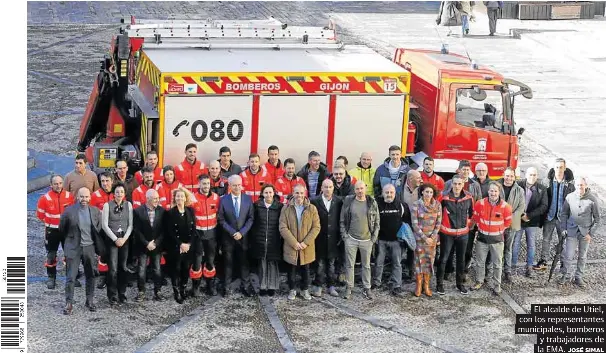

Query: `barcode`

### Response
(1, 299, 24, 348)
(5, 257, 25, 295)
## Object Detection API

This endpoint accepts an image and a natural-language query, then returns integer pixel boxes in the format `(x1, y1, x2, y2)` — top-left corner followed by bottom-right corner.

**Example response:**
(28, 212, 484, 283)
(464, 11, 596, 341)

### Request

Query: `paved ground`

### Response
(26, 2, 606, 353)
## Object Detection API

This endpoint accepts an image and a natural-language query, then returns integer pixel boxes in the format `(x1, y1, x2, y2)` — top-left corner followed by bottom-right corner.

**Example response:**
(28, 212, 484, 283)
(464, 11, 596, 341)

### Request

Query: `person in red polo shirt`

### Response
(175, 143, 208, 193)
(264, 145, 285, 185)
(240, 153, 271, 203)
(36, 175, 75, 289)
(275, 158, 307, 204)
(421, 157, 445, 194)
(135, 151, 163, 185)
(132, 167, 167, 209)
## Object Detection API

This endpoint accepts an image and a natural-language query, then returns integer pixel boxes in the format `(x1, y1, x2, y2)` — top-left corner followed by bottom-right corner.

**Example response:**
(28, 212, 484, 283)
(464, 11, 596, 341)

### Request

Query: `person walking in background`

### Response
(484, 1, 503, 36)
(513, 167, 548, 278)
(251, 184, 283, 297)
(558, 177, 600, 288)
(460, 2, 474, 36)
(279, 184, 321, 301)
(411, 183, 442, 297)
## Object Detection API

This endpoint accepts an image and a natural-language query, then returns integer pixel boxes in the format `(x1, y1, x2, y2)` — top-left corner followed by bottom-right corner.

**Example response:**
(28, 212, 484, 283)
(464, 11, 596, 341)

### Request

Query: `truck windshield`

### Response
(455, 88, 505, 133)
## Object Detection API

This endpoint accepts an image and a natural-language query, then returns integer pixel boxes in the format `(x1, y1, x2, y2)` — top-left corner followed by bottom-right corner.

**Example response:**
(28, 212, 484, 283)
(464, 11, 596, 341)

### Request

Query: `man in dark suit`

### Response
(218, 174, 255, 297)
(133, 189, 166, 302)
(58, 187, 103, 315)
(310, 179, 343, 297)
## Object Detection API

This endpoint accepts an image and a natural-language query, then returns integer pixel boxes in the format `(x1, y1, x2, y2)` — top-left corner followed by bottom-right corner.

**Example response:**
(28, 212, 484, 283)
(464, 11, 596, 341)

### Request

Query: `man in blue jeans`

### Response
(512, 167, 547, 278)
(558, 177, 600, 288)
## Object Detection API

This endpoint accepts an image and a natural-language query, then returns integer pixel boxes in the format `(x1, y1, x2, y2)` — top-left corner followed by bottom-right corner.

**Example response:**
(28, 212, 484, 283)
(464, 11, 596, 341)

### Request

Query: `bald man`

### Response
(349, 152, 376, 197)
(400, 170, 422, 208)
(513, 167, 548, 278)
(133, 189, 166, 301)
(209, 160, 229, 196)
(340, 181, 380, 300)
(59, 187, 102, 315)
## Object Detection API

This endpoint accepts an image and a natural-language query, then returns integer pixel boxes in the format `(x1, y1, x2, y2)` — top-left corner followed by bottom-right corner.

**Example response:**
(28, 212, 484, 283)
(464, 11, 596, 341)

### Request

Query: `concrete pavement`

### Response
(331, 8, 606, 193)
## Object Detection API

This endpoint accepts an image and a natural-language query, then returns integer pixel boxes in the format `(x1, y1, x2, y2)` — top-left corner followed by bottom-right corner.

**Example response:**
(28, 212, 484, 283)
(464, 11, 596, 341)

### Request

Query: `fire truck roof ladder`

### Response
(122, 17, 342, 50)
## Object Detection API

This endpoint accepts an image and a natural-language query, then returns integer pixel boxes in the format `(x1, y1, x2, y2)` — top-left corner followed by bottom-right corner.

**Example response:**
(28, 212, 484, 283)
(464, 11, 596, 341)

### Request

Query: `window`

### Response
(455, 88, 504, 133)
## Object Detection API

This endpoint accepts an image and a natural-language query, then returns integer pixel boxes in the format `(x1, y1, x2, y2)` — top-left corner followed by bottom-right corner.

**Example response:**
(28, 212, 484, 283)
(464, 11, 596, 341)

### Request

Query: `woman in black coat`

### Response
(250, 184, 283, 296)
(163, 187, 198, 304)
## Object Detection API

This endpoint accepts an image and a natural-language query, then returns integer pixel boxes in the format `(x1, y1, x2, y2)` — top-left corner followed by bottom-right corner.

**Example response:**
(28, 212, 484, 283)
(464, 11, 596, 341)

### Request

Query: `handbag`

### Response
(396, 222, 416, 251)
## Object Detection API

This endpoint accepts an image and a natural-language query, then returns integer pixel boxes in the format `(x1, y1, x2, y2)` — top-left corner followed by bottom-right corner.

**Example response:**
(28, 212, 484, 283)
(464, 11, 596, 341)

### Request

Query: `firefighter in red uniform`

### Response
(159, 165, 183, 209)
(190, 174, 221, 296)
(132, 167, 168, 209)
(421, 157, 445, 194)
(208, 160, 229, 196)
(275, 158, 307, 203)
(175, 143, 208, 193)
(135, 150, 164, 185)
(90, 172, 115, 289)
(36, 175, 75, 289)
(264, 145, 285, 185)
(240, 153, 271, 203)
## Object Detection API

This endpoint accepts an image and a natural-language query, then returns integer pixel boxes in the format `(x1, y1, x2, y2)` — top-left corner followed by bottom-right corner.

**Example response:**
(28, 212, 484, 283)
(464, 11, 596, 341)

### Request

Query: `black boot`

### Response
(190, 279, 201, 298)
(96, 275, 106, 289)
(153, 287, 165, 301)
(173, 286, 183, 304)
(208, 278, 218, 296)
(179, 285, 188, 301)
(46, 276, 56, 290)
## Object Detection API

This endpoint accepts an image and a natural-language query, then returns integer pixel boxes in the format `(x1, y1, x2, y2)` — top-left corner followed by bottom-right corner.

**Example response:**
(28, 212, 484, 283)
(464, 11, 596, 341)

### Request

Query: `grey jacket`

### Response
(499, 180, 526, 231)
(59, 204, 103, 258)
(340, 195, 380, 242)
(560, 189, 601, 237)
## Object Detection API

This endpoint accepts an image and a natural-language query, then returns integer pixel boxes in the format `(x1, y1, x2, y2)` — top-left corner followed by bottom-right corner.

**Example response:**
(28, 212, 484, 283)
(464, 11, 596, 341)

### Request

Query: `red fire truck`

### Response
(77, 17, 531, 178)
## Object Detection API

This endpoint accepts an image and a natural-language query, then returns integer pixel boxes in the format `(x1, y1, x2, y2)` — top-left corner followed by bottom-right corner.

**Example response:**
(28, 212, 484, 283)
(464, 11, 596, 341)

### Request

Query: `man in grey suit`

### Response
(59, 187, 103, 315)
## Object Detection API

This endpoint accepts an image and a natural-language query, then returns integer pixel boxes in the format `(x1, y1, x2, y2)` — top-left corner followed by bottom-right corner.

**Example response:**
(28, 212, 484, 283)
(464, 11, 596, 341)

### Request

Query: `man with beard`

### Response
(240, 153, 271, 203)
(275, 158, 307, 204)
(264, 145, 285, 185)
(132, 167, 167, 209)
(330, 164, 355, 198)
(175, 143, 208, 193)
(113, 159, 138, 202)
(135, 151, 163, 185)
(90, 172, 114, 289)
(420, 157, 445, 194)
(208, 160, 229, 196)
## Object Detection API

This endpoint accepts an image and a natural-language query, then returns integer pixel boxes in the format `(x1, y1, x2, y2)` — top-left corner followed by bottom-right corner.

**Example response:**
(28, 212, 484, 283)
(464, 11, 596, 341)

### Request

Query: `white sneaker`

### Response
(301, 289, 312, 300)
(287, 290, 297, 300)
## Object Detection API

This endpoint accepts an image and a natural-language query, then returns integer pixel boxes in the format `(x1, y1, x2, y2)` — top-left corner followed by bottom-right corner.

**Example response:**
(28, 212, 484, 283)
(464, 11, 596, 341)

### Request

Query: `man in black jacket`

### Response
(310, 179, 343, 297)
(513, 167, 548, 278)
(330, 164, 355, 198)
(535, 158, 575, 271)
(297, 150, 329, 197)
(372, 184, 410, 296)
(436, 175, 474, 295)
(133, 189, 166, 301)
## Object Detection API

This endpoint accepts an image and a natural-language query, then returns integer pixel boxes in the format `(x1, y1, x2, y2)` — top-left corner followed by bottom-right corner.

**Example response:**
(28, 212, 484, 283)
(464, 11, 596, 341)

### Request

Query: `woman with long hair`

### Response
(102, 183, 133, 305)
(250, 184, 283, 296)
(411, 183, 442, 297)
(160, 165, 184, 209)
(164, 187, 198, 303)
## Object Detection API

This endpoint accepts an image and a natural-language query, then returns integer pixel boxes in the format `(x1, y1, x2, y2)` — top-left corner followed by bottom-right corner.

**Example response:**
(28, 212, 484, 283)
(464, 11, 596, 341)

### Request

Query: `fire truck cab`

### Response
(394, 47, 532, 178)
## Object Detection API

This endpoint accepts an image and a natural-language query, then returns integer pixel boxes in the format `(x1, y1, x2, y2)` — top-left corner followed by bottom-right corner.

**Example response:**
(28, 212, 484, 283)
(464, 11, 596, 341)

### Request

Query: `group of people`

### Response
(437, 1, 504, 37)
(36, 143, 600, 315)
